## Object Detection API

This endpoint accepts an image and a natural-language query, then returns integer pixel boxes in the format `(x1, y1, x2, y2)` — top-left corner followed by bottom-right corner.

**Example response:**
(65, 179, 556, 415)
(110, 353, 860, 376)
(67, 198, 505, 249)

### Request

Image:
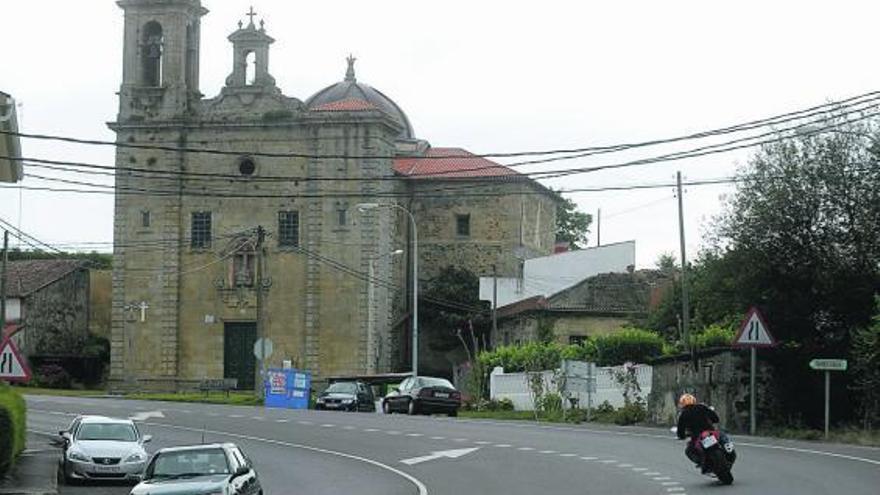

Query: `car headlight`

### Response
(67, 450, 90, 462)
(124, 452, 147, 463)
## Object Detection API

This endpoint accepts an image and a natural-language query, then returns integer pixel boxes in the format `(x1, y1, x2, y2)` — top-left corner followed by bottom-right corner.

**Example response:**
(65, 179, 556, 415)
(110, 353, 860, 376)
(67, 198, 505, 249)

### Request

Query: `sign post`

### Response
(809, 359, 847, 439)
(253, 337, 274, 398)
(732, 307, 777, 435)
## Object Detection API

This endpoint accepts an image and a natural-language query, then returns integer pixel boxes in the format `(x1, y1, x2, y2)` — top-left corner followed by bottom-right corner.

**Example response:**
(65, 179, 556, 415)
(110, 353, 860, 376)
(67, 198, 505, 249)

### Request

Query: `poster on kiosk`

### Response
(264, 368, 311, 410)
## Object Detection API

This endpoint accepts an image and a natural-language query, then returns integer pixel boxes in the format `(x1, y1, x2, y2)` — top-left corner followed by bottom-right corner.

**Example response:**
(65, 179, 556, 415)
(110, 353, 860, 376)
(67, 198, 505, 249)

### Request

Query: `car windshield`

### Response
(326, 382, 358, 394)
(420, 377, 454, 389)
(150, 449, 230, 477)
(76, 423, 138, 442)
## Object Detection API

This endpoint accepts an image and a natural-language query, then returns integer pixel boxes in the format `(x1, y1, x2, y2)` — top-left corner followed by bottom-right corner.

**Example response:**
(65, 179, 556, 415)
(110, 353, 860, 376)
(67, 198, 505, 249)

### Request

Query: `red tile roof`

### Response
(393, 147, 519, 179)
(3, 260, 85, 298)
(310, 97, 379, 112)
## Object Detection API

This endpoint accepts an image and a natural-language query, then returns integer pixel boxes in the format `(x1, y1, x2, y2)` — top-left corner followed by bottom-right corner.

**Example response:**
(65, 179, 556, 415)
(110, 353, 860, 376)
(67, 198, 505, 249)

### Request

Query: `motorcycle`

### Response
(672, 426, 736, 485)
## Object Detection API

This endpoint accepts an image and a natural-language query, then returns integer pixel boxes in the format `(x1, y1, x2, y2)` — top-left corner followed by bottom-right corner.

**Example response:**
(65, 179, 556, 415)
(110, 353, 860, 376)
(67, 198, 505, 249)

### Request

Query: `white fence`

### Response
(489, 364, 652, 411)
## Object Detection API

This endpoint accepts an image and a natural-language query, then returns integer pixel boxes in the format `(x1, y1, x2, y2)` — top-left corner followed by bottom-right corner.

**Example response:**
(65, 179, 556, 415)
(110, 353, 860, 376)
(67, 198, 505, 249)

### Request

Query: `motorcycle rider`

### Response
(676, 393, 720, 473)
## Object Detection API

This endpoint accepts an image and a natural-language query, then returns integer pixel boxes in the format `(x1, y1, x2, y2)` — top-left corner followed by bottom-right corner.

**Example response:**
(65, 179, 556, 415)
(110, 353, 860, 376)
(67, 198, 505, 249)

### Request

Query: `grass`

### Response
(761, 426, 880, 447)
(17, 387, 107, 397)
(460, 409, 618, 424)
(125, 391, 264, 406)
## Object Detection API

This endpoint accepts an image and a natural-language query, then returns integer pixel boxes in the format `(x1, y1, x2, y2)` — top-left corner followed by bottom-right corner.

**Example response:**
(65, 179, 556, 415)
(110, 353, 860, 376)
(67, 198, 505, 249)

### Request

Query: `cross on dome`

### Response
(345, 54, 357, 82)
(246, 6, 257, 26)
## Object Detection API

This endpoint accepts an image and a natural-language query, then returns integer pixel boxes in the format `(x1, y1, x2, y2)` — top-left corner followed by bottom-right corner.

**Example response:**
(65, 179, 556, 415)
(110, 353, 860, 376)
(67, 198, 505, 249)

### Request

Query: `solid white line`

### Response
(142, 421, 429, 495)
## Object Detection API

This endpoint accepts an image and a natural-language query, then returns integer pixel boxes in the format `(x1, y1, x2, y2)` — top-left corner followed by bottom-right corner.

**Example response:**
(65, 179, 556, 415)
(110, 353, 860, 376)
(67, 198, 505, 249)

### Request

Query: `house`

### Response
(492, 270, 672, 346)
(3, 260, 91, 357)
(0, 91, 23, 183)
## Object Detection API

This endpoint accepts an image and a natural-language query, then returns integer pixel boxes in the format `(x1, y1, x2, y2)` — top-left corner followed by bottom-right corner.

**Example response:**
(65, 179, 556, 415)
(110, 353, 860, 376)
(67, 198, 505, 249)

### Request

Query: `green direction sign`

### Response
(809, 359, 847, 371)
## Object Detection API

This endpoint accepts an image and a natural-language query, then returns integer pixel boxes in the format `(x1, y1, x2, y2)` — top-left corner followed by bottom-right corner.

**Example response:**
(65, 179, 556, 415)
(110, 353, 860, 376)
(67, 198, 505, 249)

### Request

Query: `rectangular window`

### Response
(278, 211, 300, 247)
(191, 211, 212, 248)
(338, 208, 347, 227)
(456, 214, 470, 237)
(569, 335, 587, 346)
(141, 210, 151, 228)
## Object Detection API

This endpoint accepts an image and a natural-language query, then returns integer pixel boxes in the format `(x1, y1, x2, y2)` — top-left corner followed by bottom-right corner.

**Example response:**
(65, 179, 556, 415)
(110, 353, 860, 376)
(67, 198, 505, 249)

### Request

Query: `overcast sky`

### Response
(2, 0, 879, 268)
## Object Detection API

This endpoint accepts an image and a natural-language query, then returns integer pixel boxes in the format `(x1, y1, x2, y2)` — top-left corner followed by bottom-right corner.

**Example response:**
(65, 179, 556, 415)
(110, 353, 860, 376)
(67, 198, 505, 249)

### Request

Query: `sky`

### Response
(2, 0, 879, 268)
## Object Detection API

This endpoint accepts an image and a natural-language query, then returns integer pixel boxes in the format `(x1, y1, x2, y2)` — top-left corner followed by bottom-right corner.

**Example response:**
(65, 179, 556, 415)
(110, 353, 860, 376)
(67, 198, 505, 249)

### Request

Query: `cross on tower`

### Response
(246, 6, 258, 26)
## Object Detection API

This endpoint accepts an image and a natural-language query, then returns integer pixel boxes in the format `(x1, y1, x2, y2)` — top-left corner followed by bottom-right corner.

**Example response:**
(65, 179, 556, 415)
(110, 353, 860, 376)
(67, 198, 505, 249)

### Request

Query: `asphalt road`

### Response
(25, 395, 880, 495)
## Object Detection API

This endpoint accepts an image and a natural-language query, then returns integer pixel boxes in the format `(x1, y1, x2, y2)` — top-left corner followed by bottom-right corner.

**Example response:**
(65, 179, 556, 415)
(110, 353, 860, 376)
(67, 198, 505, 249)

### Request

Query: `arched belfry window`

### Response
(245, 51, 256, 85)
(142, 21, 164, 87)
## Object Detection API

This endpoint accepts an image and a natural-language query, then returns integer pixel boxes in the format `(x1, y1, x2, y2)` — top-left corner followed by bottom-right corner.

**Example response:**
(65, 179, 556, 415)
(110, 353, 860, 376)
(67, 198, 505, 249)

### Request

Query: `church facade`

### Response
(109, 0, 558, 391)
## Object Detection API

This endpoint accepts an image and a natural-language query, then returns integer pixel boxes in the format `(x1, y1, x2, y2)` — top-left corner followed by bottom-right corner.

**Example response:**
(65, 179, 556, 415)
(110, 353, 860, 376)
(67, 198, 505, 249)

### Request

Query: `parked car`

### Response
(382, 376, 461, 416)
(59, 416, 151, 484)
(315, 381, 376, 412)
(129, 443, 262, 495)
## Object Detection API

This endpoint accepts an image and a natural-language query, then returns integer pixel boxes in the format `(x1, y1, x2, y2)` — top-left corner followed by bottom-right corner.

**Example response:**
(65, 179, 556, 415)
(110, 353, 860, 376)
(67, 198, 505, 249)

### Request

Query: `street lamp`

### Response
(366, 249, 403, 374)
(357, 202, 419, 377)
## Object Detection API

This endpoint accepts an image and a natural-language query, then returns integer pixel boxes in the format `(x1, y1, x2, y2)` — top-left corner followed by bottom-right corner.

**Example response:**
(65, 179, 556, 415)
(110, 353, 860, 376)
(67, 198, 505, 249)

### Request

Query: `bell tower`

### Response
(117, 0, 208, 120)
(223, 7, 277, 91)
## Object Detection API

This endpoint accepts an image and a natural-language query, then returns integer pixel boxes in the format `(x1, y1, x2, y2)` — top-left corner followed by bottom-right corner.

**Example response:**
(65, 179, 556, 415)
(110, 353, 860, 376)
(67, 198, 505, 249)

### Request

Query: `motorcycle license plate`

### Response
(701, 435, 719, 449)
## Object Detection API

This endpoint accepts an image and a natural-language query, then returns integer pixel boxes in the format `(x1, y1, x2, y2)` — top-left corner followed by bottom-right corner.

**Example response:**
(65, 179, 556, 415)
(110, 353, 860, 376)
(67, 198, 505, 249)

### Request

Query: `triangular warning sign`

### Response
(0, 337, 31, 383)
(733, 307, 777, 347)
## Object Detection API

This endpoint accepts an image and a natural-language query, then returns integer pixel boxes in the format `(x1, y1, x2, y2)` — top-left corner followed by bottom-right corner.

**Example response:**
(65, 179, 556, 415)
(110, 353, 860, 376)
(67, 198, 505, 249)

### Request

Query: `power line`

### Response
(2, 89, 877, 161)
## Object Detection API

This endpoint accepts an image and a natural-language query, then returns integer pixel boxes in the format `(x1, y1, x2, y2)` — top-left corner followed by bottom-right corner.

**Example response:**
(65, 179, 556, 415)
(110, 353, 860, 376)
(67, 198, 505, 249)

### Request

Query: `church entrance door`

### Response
(224, 322, 256, 390)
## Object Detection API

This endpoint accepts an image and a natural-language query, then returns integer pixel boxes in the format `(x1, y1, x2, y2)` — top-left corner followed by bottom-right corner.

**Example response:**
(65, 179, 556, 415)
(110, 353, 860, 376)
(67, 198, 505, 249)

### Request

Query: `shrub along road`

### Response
(26, 394, 880, 495)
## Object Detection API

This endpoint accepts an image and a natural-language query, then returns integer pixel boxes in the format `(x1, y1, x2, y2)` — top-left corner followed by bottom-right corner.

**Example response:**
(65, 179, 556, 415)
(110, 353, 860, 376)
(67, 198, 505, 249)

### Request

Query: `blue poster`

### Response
(264, 368, 311, 410)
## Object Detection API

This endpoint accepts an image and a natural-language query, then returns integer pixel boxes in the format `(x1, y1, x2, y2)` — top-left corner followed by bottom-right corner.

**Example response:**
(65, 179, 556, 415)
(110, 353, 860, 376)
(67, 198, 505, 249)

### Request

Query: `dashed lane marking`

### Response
(518, 447, 535, 451)
(632, 467, 648, 471)
(494, 444, 512, 448)
(539, 450, 557, 454)
(666, 488, 685, 493)
(661, 481, 680, 486)
(430, 436, 445, 440)
(600, 460, 618, 464)
(559, 453, 577, 457)
(644, 472, 661, 476)
(580, 456, 597, 460)
(297, 421, 313, 425)
(229, 414, 243, 418)
(276, 419, 289, 423)
(474, 441, 491, 445)
(405, 433, 423, 437)
(364, 428, 379, 432)
(618, 463, 633, 467)
(653, 476, 671, 481)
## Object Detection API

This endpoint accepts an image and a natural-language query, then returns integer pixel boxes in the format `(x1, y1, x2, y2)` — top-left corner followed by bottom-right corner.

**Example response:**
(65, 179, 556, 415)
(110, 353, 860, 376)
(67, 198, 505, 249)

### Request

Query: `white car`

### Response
(59, 416, 151, 484)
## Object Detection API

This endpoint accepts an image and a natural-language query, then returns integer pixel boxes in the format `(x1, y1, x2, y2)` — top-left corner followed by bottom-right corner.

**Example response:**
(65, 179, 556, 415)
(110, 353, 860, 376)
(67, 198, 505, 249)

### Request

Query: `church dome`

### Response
(306, 56, 415, 140)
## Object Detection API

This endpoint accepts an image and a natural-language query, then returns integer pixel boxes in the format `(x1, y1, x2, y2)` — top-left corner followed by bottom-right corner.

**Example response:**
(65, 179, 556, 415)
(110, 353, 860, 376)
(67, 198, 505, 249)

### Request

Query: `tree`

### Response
(851, 298, 880, 429)
(555, 196, 593, 250)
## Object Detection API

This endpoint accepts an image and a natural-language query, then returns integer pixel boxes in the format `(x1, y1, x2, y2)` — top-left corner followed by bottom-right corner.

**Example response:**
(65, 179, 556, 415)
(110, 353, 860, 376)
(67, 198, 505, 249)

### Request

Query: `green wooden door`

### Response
(224, 322, 256, 390)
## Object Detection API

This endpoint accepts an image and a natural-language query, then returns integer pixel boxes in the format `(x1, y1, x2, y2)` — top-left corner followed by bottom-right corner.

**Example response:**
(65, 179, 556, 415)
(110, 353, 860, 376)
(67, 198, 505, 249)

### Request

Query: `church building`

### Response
(109, 0, 558, 391)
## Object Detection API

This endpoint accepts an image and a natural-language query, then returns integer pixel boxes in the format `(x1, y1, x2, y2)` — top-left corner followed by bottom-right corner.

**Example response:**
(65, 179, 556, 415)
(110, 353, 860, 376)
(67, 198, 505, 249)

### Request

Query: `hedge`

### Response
(593, 328, 664, 366)
(0, 384, 26, 479)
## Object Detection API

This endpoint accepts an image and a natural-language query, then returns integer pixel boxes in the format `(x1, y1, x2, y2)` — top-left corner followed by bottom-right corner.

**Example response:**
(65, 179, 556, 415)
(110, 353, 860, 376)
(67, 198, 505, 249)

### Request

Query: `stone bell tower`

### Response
(116, 0, 207, 120)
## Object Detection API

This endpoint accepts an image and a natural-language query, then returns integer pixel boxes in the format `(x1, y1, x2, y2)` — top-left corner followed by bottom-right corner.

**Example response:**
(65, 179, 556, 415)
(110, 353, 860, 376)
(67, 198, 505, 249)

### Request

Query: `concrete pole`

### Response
(677, 172, 691, 351)
(492, 264, 498, 341)
(750, 347, 757, 435)
(255, 226, 266, 397)
(596, 208, 601, 246)
(367, 260, 376, 374)
(411, 210, 418, 378)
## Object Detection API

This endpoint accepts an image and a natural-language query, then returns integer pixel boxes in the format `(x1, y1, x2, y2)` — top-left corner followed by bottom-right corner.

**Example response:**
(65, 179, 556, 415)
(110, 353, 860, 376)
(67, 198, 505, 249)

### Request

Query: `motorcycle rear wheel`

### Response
(709, 449, 734, 485)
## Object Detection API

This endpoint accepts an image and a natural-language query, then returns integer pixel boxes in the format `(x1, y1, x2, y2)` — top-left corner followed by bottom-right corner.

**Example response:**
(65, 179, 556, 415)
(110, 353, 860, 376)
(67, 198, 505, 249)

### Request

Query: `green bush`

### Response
(594, 328, 664, 366)
(536, 392, 563, 414)
(478, 341, 598, 373)
(614, 400, 647, 425)
(691, 324, 735, 348)
(0, 384, 27, 478)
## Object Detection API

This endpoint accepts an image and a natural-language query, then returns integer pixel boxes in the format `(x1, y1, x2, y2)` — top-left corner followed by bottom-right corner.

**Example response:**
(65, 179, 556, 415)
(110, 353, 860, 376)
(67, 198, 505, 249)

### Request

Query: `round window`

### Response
(238, 157, 256, 176)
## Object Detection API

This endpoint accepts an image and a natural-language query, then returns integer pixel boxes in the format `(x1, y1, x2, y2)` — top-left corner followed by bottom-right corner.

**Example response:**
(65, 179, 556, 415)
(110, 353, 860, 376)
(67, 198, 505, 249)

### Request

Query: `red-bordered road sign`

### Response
(0, 337, 32, 383)
(733, 306, 777, 347)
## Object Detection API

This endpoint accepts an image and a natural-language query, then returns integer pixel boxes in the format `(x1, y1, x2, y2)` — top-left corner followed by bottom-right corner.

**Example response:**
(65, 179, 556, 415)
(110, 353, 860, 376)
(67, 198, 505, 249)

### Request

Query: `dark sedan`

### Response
(382, 376, 461, 416)
(315, 381, 376, 412)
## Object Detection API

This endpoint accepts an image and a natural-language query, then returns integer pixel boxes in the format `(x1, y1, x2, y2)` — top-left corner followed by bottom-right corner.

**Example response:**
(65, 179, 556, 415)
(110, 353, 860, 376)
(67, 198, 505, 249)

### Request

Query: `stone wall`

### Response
(495, 312, 634, 347)
(21, 269, 90, 357)
(88, 270, 112, 340)
(647, 348, 775, 433)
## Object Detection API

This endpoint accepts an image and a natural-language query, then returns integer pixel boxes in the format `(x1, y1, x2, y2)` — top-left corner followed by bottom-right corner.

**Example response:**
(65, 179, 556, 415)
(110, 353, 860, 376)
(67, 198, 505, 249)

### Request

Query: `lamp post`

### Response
(358, 202, 419, 378)
(367, 249, 403, 374)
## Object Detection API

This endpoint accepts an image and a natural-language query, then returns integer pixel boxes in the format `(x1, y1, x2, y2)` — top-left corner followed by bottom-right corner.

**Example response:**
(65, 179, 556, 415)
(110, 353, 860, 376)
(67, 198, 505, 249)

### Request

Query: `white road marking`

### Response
(580, 456, 597, 460)
(276, 419, 289, 423)
(229, 414, 244, 418)
(539, 450, 557, 454)
(518, 447, 535, 451)
(453, 438, 468, 442)
(129, 410, 165, 421)
(558, 453, 577, 457)
(364, 428, 379, 432)
(653, 476, 671, 481)
(632, 467, 648, 471)
(661, 481, 680, 486)
(400, 447, 480, 466)
(600, 460, 618, 464)
(666, 487, 685, 492)
(644, 472, 661, 476)
(430, 436, 445, 440)
(494, 444, 512, 448)
(405, 433, 424, 437)
(297, 420, 313, 425)
(618, 463, 633, 467)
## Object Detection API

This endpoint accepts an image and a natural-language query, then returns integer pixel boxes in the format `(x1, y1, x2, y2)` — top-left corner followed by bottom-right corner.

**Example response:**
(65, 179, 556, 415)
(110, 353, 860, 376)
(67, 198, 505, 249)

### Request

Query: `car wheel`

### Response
(407, 399, 418, 415)
(383, 401, 392, 415)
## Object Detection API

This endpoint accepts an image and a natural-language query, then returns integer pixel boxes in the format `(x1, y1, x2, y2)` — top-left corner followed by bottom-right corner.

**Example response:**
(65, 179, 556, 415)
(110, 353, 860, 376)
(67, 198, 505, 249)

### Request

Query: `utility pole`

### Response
(492, 264, 498, 340)
(255, 226, 266, 396)
(676, 171, 691, 353)
(1, 230, 7, 333)
(596, 208, 601, 246)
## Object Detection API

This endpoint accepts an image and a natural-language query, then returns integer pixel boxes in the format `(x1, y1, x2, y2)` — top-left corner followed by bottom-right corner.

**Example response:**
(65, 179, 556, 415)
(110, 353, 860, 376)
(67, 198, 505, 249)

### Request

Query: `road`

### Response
(25, 395, 880, 495)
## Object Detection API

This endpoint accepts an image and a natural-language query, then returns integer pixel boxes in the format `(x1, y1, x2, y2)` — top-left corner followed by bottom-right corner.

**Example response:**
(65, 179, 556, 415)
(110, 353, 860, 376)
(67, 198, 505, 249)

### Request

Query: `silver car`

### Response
(59, 416, 151, 484)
